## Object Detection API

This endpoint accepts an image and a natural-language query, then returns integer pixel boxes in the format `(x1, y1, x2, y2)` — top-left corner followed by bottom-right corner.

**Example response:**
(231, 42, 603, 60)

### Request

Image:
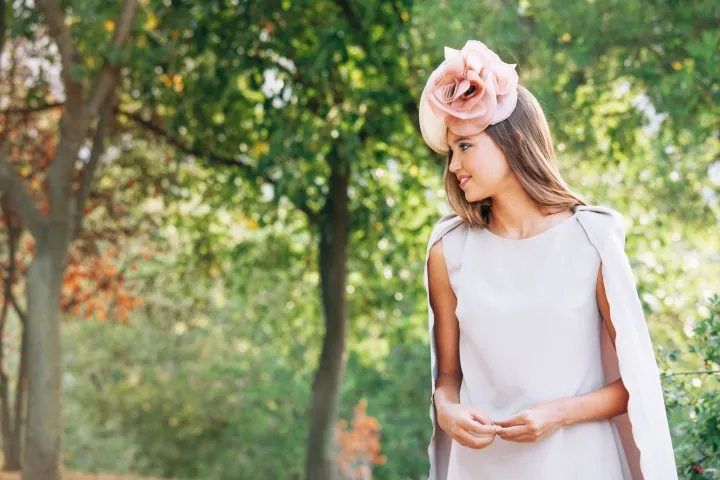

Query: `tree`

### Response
(109, 1, 720, 476)
(0, 1, 140, 478)
(4, 1, 717, 478)
(0, 53, 146, 467)
(118, 1, 435, 478)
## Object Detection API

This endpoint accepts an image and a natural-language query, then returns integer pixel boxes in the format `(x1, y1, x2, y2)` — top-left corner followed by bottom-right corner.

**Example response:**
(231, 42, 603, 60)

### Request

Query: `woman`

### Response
(419, 40, 677, 479)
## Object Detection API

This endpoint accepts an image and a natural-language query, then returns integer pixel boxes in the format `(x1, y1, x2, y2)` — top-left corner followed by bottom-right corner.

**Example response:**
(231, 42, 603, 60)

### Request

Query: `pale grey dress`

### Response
(440, 210, 630, 479)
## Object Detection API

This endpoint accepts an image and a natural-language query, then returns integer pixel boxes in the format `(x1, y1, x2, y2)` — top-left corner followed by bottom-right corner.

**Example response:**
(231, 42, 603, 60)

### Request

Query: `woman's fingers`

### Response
(494, 411, 525, 427)
(469, 408, 493, 425)
(496, 425, 527, 438)
(453, 412, 498, 449)
(504, 434, 536, 443)
(461, 418, 498, 436)
(454, 428, 495, 449)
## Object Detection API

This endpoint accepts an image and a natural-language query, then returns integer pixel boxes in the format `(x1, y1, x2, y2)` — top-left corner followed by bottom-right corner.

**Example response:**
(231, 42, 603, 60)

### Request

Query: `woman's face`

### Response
(447, 131, 512, 203)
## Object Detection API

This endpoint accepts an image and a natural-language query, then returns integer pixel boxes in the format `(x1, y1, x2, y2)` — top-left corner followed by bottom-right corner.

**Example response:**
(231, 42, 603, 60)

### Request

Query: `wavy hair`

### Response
(443, 86, 587, 228)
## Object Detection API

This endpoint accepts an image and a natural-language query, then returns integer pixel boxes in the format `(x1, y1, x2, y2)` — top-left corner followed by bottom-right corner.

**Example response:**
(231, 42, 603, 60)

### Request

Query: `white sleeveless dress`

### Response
(439, 210, 630, 479)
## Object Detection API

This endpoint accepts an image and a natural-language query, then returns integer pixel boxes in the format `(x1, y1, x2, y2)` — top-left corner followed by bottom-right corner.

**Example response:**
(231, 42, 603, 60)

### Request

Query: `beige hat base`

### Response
(419, 88, 450, 155)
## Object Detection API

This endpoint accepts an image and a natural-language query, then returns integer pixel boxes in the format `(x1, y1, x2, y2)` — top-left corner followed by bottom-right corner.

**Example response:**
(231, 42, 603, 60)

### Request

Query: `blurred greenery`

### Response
(2, 0, 719, 478)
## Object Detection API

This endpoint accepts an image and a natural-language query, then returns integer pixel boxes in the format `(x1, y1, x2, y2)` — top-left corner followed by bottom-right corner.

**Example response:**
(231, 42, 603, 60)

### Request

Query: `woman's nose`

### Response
(448, 155, 462, 172)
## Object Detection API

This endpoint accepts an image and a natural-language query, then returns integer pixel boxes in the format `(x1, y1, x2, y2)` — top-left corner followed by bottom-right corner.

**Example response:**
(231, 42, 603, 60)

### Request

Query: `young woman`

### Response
(419, 40, 677, 480)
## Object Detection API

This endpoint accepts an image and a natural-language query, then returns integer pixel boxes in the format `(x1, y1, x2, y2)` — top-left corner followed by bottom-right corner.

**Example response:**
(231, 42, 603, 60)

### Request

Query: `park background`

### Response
(0, 0, 719, 479)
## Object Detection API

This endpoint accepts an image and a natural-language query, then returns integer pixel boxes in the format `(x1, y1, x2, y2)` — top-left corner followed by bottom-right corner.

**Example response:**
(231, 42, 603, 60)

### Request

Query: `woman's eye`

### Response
(459, 143, 471, 152)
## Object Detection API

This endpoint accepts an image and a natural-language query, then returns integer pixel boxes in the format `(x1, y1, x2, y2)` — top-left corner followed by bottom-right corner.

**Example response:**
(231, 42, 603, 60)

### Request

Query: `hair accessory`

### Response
(419, 40, 519, 154)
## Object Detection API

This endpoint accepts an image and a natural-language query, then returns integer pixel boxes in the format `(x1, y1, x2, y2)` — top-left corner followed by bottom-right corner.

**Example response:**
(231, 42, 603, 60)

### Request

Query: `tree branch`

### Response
(42, 0, 138, 226)
(73, 99, 112, 240)
(120, 108, 246, 168)
(0, 144, 47, 239)
(0, 197, 20, 332)
(86, 0, 139, 116)
(118, 107, 320, 222)
(0, 202, 14, 333)
(0, 0, 7, 64)
(0, 102, 65, 115)
(35, 0, 83, 114)
(334, 0, 363, 32)
(662, 370, 720, 377)
(9, 291, 26, 326)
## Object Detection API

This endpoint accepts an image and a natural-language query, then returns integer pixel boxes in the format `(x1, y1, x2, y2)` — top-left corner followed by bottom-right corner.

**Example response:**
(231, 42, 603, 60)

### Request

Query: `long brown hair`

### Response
(443, 85, 586, 228)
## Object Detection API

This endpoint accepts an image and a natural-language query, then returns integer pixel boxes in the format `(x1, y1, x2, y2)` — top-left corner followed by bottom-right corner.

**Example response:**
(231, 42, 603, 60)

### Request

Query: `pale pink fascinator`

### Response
(418, 40, 519, 154)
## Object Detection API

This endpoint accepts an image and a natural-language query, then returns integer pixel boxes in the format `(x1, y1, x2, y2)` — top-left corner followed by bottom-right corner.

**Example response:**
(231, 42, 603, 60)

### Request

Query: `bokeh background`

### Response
(0, 0, 719, 479)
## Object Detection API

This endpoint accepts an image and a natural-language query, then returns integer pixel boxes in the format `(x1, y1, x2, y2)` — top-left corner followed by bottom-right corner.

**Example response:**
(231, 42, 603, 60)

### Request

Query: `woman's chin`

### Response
(463, 190, 482, 202)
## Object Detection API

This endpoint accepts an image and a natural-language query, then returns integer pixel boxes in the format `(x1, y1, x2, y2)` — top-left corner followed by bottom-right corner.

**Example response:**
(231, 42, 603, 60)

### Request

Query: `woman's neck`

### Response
(488, 193, 569, 239)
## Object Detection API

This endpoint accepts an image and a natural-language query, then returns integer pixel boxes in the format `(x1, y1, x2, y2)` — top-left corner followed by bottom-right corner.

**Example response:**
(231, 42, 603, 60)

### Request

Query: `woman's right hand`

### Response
(438, 403, 500, 449)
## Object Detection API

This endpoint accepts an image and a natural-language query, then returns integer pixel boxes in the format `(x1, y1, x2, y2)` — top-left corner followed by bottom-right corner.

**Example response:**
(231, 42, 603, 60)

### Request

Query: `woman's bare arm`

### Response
(428, 240, 499, 448)
(427, 240, 462, 412)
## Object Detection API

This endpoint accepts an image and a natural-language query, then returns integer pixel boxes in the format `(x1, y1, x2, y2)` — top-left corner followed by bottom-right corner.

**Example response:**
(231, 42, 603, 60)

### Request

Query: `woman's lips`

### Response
(459, 176, 471, 189)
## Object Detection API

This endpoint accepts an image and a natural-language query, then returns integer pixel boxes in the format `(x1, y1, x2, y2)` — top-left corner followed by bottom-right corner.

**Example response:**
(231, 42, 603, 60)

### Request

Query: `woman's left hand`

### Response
(494, 400, 567, 443)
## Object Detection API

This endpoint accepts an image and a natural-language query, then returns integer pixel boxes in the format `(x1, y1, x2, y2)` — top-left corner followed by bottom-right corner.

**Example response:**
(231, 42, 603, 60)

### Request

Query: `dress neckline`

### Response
(479, 208, 579, 245)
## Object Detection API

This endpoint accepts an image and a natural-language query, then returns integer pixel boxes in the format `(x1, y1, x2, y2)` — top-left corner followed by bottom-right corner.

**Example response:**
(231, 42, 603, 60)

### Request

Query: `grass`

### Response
(0, 473, 167, 480)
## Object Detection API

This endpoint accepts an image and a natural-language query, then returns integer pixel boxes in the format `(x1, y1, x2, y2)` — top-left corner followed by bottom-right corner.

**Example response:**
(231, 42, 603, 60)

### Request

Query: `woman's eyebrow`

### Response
(452, 136, 473, 145)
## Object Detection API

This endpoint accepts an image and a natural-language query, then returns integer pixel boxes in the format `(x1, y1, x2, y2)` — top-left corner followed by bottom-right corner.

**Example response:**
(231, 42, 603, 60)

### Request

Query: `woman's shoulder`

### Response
(428, 212, 467, 244)
(573, 204, 627, 246)
(426, 213, 470, 272)
(427, 213, 469, 260)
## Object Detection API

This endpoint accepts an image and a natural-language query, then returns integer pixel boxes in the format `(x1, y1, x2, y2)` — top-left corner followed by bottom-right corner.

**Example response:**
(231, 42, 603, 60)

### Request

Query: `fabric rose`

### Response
(419, 40, 519, 152)
(461, 40, 519, 123)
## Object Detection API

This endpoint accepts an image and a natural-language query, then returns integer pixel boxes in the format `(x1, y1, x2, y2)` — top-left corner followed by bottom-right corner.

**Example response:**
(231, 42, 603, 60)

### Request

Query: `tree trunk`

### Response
(0, 201, 23, 471)
(22, 246, 64, 480)
(0, 303, 20, 470)
(306, 161, 350, 480)
(0, 356, 21, 470)
(7, 321, 29, 471)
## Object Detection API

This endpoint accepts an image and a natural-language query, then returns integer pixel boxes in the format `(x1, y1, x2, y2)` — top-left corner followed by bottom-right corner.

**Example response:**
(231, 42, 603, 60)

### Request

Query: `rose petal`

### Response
(426, 46, 513, 125)
(456, 79, 471, 96)
(436, 69, 492, 119)
(436, 82, 457, 103)
(444, 46, 461, 62)
(447, 70, 497, 128)
(490, 67, 519, 124)
(444, 54, 466, 75)
(447, 114, 490, 136)
(427, 93, 456, 119)
(429, 57, 466, 103)
(449, 79, 486, 115)
(429, 73, 467, 115)
(464, 52, 484, 73)
(462, 40, 503, 69)
(493, 64, 517, 95)
(466, 69, 482, 84)
(451, 97, 486, 117)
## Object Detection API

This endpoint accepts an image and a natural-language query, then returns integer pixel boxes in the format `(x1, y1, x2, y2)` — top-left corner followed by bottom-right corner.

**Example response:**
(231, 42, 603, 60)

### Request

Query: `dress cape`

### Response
(422, 205, 678, 480)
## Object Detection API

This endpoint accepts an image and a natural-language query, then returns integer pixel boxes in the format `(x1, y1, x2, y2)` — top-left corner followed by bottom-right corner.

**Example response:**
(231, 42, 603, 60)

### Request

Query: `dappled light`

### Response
(0, 0, 718, 479)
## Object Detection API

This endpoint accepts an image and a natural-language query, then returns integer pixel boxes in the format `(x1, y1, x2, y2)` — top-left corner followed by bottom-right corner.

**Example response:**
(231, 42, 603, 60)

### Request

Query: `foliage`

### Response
(662, 295, 720, 479)
(61, 203, 318, 479)
(3, 0, 719, 478)
(334, 399, 386, 480)
(0, 44, 143, 322)
(0, 473, 164, 480)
